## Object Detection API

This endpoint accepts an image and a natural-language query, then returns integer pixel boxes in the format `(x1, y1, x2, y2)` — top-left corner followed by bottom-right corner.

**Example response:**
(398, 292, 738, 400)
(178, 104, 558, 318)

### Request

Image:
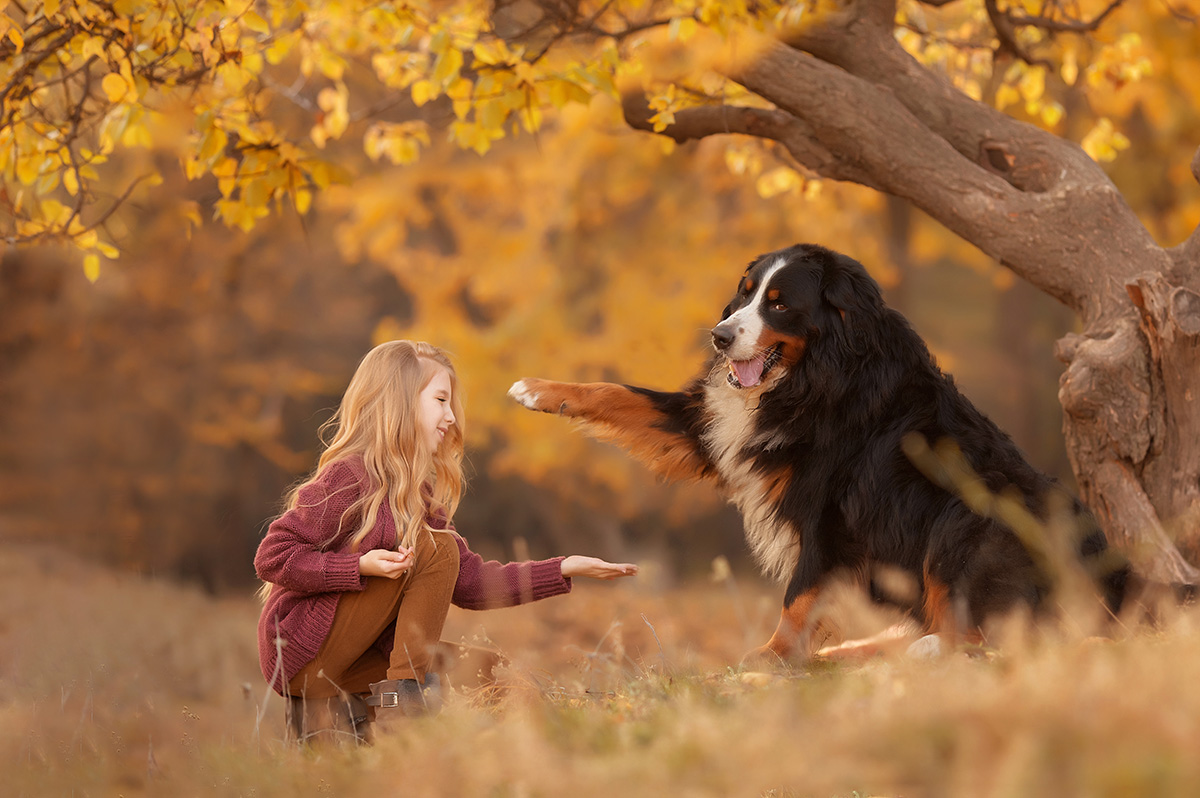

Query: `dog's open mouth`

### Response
(726, 343, 783, 389)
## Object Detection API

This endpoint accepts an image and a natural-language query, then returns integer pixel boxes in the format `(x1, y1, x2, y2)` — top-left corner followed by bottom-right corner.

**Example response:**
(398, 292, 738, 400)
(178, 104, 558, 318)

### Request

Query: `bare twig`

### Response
(253, 616, 287, 743)
(640, 613, 672, 675)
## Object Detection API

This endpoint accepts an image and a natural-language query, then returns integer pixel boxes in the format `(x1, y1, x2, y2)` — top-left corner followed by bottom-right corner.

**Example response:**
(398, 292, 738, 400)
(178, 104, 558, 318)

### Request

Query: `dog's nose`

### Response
(711, 325, 735, 350)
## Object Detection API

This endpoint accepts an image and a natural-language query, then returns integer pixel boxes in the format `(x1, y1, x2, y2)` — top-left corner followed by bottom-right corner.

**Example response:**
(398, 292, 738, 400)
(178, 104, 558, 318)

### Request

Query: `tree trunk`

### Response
(621, 0, 1200, 580)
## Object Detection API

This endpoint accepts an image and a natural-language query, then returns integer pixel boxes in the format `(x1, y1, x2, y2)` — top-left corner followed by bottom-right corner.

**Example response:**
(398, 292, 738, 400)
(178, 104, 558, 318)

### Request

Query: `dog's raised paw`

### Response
(508, 380, 540, 410)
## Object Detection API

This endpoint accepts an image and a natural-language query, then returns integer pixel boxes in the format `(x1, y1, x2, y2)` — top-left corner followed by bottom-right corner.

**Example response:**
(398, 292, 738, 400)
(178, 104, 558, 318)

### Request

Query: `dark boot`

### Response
(366, 673, 442, 718)
(285, 691, 372, 746)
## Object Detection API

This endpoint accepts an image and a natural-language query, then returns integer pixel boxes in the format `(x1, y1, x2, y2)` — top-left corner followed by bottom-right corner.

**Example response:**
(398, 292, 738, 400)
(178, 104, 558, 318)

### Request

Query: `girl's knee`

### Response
(433, 532, 460, 575)
(416, 530, 460, 577)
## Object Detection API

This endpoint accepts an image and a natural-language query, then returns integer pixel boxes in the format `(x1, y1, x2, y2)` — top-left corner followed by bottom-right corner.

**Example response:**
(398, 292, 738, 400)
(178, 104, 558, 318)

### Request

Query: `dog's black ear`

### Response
(820, 252, 882, 321)
(812, 252, 882, 359)
(793, 251, 887, 406)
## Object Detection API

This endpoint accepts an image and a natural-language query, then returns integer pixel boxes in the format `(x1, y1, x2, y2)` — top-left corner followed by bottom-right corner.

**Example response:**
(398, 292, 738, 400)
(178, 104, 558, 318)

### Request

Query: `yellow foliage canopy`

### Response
(2, 0, 1194, 277)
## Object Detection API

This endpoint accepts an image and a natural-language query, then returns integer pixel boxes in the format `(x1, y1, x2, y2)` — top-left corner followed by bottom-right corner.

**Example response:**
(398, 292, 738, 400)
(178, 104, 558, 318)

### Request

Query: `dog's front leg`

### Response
(509, 379, 714, 482)
(741, 588, 823, 667)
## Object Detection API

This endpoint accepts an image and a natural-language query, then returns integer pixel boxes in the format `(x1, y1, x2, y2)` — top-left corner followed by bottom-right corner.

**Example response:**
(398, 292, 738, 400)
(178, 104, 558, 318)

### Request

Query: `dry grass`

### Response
(6, 542, 1200, 798)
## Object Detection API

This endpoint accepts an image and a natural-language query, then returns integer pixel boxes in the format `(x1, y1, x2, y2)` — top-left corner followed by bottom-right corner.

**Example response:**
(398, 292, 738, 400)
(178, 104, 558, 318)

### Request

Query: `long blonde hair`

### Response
(259, 341, 465, 600)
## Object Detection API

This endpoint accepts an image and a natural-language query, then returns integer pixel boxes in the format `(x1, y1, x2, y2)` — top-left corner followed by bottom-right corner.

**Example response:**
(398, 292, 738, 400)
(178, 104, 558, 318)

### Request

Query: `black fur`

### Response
(655, 243, 1129, 630)
(514, 242, 1139, 655)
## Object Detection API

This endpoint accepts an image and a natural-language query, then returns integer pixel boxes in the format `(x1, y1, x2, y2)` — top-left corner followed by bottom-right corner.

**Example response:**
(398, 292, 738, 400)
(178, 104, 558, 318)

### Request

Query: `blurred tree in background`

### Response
(1, 0, 1197, 589)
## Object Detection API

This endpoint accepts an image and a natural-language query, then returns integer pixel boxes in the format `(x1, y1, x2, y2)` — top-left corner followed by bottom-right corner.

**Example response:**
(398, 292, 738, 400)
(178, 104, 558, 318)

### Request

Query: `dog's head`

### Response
(711, 243, 884, 390)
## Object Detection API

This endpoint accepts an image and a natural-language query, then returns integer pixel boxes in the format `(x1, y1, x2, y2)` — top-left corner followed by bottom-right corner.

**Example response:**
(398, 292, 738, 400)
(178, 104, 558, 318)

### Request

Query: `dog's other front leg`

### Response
(741, 588, 822, 668)
(741, 533, 847, 668)
(509, 379, 714, 482)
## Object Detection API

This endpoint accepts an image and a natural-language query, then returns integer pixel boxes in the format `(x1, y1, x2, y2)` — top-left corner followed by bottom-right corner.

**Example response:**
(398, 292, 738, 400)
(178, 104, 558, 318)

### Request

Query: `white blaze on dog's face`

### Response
(710, 255, 807, 390)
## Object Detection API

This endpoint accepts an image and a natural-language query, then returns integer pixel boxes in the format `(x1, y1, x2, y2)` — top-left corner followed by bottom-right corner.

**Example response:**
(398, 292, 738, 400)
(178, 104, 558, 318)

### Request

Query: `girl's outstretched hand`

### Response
(359, 547, 414, 579)
(560, 555, 639, 580)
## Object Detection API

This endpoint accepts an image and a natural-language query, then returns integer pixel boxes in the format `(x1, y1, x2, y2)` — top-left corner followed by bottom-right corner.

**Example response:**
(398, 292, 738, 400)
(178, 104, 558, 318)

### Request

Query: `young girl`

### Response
(255, 340, 637, 742)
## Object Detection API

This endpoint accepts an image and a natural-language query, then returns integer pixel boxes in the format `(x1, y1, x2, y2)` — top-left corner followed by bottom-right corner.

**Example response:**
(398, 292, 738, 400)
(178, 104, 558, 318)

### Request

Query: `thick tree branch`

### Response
(620, 95, 883, 189)
(763, 2, 1166, 325)
(725, 42, 1134, 315)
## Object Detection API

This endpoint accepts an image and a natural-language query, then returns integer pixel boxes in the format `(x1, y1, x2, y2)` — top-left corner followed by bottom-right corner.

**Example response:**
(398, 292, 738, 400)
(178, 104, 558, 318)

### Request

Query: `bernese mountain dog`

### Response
(509, 243, 1136, 663)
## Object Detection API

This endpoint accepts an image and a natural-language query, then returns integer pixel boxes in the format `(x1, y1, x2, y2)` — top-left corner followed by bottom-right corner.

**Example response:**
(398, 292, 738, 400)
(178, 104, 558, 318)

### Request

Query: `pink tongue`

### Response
(732, 357, 765, 388)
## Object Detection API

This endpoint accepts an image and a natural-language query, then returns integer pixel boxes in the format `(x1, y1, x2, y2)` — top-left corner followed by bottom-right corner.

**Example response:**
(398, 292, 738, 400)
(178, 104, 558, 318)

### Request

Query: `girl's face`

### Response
(417, 366, 456, 453)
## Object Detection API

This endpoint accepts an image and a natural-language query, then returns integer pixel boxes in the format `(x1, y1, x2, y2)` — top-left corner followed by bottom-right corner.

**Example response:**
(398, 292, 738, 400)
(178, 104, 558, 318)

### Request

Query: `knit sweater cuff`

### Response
(324, 552, 364, 592)
(530, 557, 572, 598)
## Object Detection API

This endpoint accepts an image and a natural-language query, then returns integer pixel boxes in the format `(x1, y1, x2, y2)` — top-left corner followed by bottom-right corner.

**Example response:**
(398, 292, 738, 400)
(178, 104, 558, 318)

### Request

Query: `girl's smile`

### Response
(418, 367, 456, 452)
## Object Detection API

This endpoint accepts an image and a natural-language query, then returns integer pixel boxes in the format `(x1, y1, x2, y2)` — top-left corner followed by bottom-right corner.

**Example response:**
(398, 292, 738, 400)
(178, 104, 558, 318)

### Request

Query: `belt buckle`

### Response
(379, 692, 399, 708)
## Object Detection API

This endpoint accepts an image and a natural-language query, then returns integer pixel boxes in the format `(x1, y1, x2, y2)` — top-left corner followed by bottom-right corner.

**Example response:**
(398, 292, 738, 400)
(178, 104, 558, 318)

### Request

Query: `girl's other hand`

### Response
(560, 555, 639, 580)
(359, 547, 414, 579)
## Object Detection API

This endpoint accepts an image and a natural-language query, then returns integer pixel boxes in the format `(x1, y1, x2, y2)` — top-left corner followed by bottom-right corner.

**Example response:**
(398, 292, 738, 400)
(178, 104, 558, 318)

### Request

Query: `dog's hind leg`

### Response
(920, 562, 984, 649)
(509, 378, 714, 482)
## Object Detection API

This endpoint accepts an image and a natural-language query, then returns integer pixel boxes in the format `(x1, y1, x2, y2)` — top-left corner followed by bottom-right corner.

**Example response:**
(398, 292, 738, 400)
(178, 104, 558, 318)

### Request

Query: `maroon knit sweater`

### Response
(255, 456, 571, 693)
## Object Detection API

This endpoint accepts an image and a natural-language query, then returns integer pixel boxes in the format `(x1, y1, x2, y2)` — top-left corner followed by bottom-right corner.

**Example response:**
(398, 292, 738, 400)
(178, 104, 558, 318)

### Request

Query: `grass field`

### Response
(6, 542, 1200, 798)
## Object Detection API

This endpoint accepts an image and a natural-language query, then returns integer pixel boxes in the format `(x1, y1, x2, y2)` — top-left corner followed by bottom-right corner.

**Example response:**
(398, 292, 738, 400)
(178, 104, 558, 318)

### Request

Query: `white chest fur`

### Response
(702, 378, 800, 581)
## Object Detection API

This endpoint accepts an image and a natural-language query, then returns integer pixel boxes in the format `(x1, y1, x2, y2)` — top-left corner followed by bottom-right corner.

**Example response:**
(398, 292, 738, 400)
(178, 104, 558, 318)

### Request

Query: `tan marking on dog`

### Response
(508, 379, 713, 482)
(760, 588, 821, 661)
(764, 466, 792, 506)
(755, 329, 806, 369)
(922, 562, 984, 646)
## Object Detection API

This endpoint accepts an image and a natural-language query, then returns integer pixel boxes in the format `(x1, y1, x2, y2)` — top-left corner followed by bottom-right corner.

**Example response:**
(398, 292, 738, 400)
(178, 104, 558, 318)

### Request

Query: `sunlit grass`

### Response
(6, 543, 1200, 797)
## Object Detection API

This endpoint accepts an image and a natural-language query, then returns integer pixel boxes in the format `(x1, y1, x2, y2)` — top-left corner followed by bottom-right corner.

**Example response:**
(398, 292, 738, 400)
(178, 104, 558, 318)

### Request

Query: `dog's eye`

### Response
(770, 302, 788, 312)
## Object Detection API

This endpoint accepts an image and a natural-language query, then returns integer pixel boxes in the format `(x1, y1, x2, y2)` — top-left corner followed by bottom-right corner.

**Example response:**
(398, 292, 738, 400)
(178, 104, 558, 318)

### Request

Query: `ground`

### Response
(6, 542, 1200, 797)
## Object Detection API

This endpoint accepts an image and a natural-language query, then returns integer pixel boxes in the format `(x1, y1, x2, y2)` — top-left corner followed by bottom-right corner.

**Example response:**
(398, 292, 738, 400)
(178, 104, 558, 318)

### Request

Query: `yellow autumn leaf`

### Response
(122, 116, 152, 148)
(669, 17, 698, 41)
(317, 84, 349, 139)
(1041, 102, 1064, 127)
(472, 40, 515, 67)
(102, 73, 129, 102)
(517, 102, 542, 134)
(432, 46, 464, 88)
(266, 30, 302, 65)
(995, 83, 1019, 111)
(1081, 118, 1131, 162)
(1061, 48, 1079, 86)
(411, 79, 436, 107)
(212, 156, 238, 196)
(756, 166, 802, 198)
(478, 99, 507, 132)
(198, 127, 228, 164)
(15, 155, 42, 186)
(83, 254, 100, 283)
(74, 228, 98, 249)
(6, 27, 23, 52)
(79, 35, 106, 61)
(242, 177, 270, 209)
(316, 47, 346, 81)
(242, 10, 270, 35)
(1018, 66, 1044, 103)
(216, 61, 249, 94)
(216, 197, 268, 232)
